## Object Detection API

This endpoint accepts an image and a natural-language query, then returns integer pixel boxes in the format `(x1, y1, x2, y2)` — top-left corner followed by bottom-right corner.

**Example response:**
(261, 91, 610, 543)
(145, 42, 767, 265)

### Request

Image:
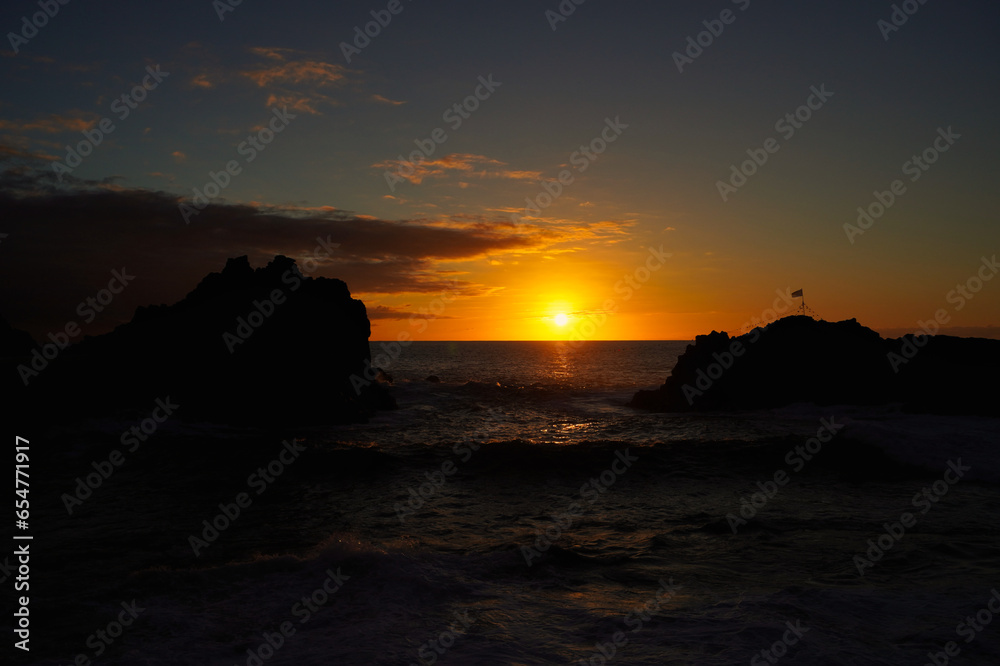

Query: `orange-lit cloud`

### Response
(0, 169, 560, 329)
(0, 143, 57, 161)
(184, 47, 349, 115)
(264, 92, 338, 114)
(373, 153, 543, 185)
(191, 74, 213, 89)
(237, 47, 347, 115)
(371, 94, 406, 106)
(0, 113, 99, 134)
(243, 47, 346, 86)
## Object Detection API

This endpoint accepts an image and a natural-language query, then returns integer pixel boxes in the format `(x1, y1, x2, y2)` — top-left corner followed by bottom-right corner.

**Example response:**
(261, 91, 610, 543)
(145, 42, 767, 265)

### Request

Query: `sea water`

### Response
(17, 341, 1000, 665)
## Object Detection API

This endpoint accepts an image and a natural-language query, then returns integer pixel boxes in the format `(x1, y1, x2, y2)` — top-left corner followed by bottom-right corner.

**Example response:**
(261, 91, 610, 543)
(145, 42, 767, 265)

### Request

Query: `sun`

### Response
(554, 313, 569, 327)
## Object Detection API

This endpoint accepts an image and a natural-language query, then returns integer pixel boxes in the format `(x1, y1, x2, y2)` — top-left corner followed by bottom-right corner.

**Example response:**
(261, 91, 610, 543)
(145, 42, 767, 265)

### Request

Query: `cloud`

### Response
(0, 164, 545, 337)
(244, 58, 346, 87)
(0, 113, 99, 134)
(0, 144, 56, 161)
(184, 46, 349, 115)
(372, 153, 543, 185)
(191, 73, 213, 89)
(239, 47, 347, 114)
(264, 92, 337, 115)
(371, 94, 406, 106)
(366, 304, 455, 320)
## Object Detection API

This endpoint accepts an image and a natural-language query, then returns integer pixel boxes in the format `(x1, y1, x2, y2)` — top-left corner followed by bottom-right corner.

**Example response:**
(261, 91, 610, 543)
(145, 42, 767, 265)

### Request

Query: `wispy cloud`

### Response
(243, 47, 347, 87)
(0, 113, 99, 134)
(371, 94, 406, 106)
(367, 304, 455, 320)
(190, 73, 213, 89)
(372, 153, 543, 185)
(239, 47, 347, 114)
(0, 144, 56, 161)
(185, 46, 350, 115)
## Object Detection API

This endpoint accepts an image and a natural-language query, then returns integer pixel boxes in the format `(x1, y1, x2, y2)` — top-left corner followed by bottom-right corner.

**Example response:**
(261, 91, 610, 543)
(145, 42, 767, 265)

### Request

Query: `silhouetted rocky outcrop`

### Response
(630, 316, 1000, 417)
(10, 256, 394, 425)
(0, 314, 34, 358)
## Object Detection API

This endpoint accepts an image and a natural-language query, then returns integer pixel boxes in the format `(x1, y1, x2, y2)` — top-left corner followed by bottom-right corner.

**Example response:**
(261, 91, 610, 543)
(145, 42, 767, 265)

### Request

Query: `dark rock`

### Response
(0, 315, 36, 400)
(425, 375, 441, 383)
(11, 255, 395, 425)
(0, 314, 35, 359)
(629, 316, 1000, 417)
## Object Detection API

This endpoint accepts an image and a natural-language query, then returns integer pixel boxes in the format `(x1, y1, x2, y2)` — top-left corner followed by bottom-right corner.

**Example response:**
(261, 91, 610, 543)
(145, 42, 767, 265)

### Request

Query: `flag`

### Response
(791, 289, 803, 298)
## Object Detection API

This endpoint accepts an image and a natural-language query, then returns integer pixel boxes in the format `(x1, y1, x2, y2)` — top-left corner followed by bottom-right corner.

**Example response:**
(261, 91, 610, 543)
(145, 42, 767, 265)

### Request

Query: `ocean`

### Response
(16, 341, 1000, 665)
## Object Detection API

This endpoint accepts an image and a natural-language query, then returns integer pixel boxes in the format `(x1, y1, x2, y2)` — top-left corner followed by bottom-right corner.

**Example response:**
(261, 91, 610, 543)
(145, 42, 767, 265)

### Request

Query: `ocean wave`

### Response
(838, 413, 1000, 483)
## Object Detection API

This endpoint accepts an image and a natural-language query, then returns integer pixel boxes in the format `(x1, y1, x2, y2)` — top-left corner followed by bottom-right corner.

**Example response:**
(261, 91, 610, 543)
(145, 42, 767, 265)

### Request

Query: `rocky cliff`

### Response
(630, 316, 999, 417)
(8, 255, 393, 424)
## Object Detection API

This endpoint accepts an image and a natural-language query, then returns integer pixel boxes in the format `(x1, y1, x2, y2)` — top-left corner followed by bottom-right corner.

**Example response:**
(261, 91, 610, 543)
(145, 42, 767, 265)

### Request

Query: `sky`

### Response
(1, 0, 998, 341)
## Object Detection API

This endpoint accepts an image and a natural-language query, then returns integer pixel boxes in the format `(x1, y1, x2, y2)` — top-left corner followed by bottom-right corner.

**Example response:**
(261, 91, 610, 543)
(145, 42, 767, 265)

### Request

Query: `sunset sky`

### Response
(1, 0, 997, 341)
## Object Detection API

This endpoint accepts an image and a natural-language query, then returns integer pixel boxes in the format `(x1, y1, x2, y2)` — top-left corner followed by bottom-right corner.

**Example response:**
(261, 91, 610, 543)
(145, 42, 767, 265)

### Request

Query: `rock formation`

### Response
(7, 255, 394, 424)
(630, 316, 999, 417)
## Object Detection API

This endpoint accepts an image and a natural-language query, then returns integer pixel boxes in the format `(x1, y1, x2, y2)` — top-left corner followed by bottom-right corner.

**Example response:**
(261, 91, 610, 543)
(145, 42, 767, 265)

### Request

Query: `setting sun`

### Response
(3, 4, 999, 664)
